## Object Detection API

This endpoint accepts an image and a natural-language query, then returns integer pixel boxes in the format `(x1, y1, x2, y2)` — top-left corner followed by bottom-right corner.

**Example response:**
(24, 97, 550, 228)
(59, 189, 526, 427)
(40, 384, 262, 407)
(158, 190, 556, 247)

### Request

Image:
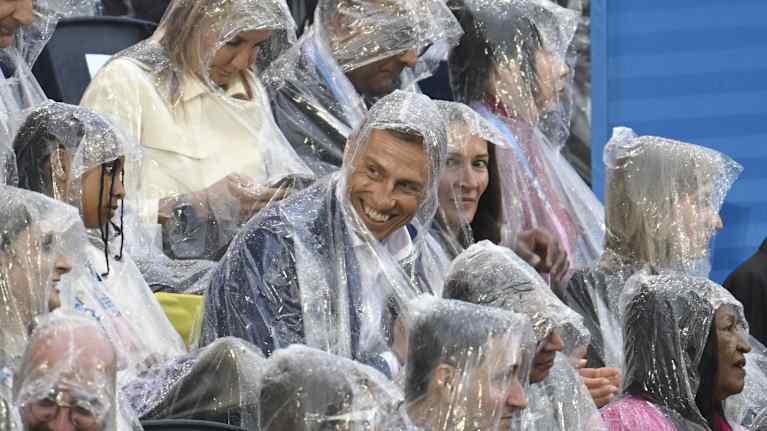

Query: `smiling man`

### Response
(203, 90, 449, 376)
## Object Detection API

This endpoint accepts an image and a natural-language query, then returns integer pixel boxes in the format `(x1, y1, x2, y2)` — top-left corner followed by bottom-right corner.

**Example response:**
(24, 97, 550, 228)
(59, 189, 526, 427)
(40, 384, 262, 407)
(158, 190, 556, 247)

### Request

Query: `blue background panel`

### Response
(591, 0, 767, 283)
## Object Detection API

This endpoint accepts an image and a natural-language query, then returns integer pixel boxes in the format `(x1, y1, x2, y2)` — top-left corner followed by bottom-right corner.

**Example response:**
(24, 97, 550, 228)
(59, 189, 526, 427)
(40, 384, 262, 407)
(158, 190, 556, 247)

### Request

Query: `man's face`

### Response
(433, 337, 528, 430)
(345, 49, 418, 98)
(0, 0, 34, 48)
(22, 387, 107, 431)
(529, 330, 564, 383)
(348, 129, 428, 241)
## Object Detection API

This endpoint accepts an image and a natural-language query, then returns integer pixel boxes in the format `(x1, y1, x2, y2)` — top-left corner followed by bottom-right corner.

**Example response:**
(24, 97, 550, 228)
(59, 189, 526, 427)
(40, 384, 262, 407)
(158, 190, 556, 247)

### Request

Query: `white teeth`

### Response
(363, 204, 391, 223)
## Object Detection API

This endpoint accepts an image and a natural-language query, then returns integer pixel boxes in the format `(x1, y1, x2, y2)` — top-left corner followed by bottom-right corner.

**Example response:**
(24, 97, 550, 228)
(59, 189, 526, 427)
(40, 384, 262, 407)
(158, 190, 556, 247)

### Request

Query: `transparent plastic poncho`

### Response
(11, 102, 186, 383)
(450, 0, 604, 270)
(0, 185, 86, 370)
(202, 90, 450, 368)
(444, 241, 604, 430)
(600, 272, 751, 431)
(432, 100, 508, 260)
(262, 0, 462, 176)
(402, 296, 536, 431)
(126, 337, 268, 430)
(560, 127, 743, 369)
(81, 0, 312, 261)
(0, 0, 57, 148)
(12, 310, 142, 431)
(258, 344, 408, 430)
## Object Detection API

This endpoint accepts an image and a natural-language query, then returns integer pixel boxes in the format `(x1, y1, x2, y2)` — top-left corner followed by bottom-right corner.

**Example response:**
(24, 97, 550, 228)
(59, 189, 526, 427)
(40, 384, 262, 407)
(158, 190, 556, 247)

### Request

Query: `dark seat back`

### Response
(31, 16, 156, 104)
(141, 419, 247, 431)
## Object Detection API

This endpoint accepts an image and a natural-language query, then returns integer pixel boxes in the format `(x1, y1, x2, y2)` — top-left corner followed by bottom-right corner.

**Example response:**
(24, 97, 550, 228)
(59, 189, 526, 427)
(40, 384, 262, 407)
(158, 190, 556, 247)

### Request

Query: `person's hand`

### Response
(578, 367, 620, 407)
(209, 174, 291, 223)
(514, 227, 569, 281)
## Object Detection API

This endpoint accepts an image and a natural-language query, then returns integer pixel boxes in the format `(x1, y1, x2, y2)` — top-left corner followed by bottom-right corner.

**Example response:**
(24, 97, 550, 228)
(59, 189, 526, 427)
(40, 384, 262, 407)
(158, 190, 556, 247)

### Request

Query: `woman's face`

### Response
(209, 29, 273, 88)
(532, 49, 569, 114)
(712, 305, 751, 401)
(80, 158, 126, 229)
(677, 192, 723, 258)
(437, 136, 490, 227)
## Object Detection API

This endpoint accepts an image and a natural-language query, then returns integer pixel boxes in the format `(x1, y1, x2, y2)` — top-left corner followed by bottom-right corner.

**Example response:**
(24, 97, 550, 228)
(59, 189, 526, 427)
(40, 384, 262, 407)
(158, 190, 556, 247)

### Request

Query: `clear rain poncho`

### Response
(0, 185, 87, 370)
(10, 102, 186, 383)
(600, 272, 750, 431)
(559, 127, 743, 369)
(81, 0, 312, 261)
(449, 0, 604, 270)
(403, 296, 536, 431)
(262, 0, 462, 176)
(258, 344, 409, 430)
(431, 100, 508, 260)
(125, 337, 268, 429)
(202, 90, 449, 372)
(0, 0, 57, 146)
(12, 310, 141, 431)
(443, 240, 604, 431)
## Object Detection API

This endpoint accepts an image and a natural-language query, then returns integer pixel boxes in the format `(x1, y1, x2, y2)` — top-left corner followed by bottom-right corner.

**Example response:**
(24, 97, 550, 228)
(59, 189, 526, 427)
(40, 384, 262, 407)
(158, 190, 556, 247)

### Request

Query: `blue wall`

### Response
(591, 0, 767, 283)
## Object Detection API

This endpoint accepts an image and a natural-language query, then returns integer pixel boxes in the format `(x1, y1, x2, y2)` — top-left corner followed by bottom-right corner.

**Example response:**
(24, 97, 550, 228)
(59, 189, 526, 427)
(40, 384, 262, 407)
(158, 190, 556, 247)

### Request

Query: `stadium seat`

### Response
(31, 16, 156, 104)
(141, 420, 247, 431)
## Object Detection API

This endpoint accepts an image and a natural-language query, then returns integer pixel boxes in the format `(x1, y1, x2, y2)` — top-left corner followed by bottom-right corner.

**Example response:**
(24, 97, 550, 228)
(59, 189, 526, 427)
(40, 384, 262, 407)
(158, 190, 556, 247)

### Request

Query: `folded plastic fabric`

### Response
(13, 310, 142, 431)
(263, 0, 462, 176)
(560, 127, 743, 369)
(602, 271, 751, 431)
(258, 344, 410, 430)
(0, 185, 86, 370)
(402, 296, 536, 431)
(11, 102, 186, 384)
(81, 0, 312, 261)
(444, 241, 604, 430)
(202, 90, 449, 369)
(450, 0, 604, 270)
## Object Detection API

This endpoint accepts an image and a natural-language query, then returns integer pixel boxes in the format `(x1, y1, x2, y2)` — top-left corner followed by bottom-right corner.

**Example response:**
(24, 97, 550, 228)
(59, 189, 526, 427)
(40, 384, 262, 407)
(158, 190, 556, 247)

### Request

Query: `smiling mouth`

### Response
(361, 202, 392, 224)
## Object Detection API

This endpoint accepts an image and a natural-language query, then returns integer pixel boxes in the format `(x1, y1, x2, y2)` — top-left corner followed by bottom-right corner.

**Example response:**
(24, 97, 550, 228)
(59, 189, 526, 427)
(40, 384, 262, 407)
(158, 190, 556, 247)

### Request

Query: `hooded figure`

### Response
(0, 186, 83, 370)
(601, 272, 751, 431)
(0, 0, 56, 145)
(124, 337, 269, 429)
(11, 102, 186, 383)
(450, 0, 604, 270)
(403, 296, 535, 431)
(0, 185, 85, 431)
(258, 345, 408, 430)
(202, 90, 449, 376)
(444, 241, 604, 430)
(262, 0, 462, 176)
(560, 127, 743, 370)
(13, 310, 142, 431)
(81, 0, 311, 261)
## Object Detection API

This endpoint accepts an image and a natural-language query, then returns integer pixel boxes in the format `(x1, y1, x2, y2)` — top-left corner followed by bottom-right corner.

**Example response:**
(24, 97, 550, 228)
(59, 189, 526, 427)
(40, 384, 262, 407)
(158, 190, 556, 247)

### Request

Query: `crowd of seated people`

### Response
(0, 0, 765, 430)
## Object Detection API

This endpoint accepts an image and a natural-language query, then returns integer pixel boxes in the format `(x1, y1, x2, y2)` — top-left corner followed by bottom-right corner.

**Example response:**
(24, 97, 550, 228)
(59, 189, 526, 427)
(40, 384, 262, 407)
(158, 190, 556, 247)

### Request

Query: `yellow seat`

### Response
(154, 292, 204, 348)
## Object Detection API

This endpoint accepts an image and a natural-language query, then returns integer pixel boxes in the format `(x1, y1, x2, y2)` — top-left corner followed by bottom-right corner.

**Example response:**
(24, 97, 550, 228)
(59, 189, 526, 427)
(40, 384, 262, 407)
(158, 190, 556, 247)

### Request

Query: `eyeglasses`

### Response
(24, 387, 108, 431)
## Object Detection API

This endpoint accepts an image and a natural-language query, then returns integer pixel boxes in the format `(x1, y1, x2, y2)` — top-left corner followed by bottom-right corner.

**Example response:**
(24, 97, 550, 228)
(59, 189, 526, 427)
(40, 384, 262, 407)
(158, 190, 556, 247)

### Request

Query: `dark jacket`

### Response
(202, 177, 432, 375)
(724, 238, 767, 346)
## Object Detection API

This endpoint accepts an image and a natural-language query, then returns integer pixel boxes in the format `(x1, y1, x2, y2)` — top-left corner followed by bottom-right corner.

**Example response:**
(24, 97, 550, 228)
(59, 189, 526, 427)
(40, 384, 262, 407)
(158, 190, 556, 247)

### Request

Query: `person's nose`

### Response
(506, 377, 528, 410)
(545, 331, 565, 353)
(231, 47, 252, 72)
(50, 408, 76, 431)
(713, 213, 724, 231)
(399, 49, 418, 68)
(738, 331, 753, 354)
(112, 176, 126, 201)
(369, 181, 397, 211)
(54, 255, 73, 276)
(459, 162, 480, 191)
(13, 0, 34, 27)
(558, 59, 570, 80)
